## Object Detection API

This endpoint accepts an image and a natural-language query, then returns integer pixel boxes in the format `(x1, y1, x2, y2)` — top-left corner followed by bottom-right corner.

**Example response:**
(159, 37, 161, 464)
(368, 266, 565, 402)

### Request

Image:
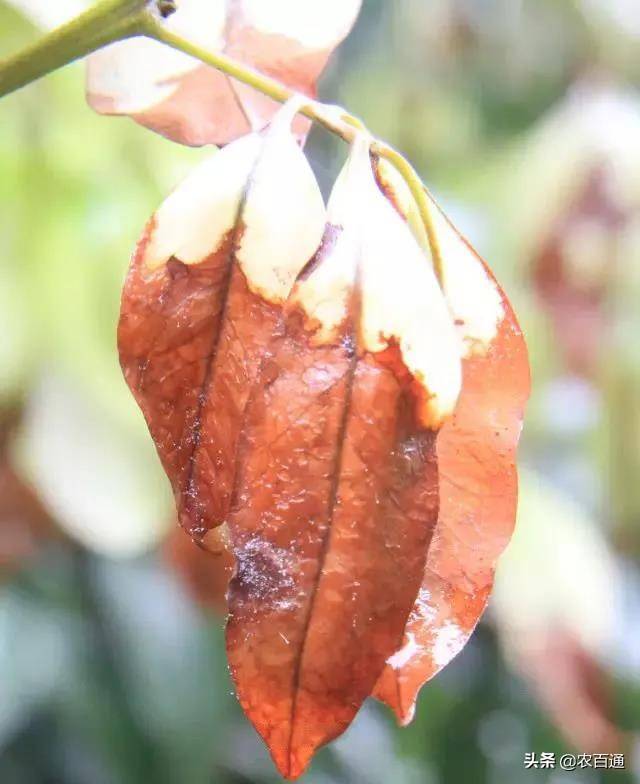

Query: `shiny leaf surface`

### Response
(372, 164, 530, 722)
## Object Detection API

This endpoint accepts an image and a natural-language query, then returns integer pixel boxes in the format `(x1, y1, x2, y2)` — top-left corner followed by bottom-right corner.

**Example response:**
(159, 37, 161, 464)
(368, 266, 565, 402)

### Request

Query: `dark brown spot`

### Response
(167, 257, 189, 280)
(297, 224, 342, 282)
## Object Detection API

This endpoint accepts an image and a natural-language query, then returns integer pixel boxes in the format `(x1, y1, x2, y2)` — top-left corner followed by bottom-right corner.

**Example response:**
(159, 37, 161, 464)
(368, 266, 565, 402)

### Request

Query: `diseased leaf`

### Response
(225, 0, 362, 141)
(87, 0, 362, 146)
(118, 102, 326, 544)
(119, 117, 530, 776)
(224, 138, 451, 778)
(372, 161, 530, 723)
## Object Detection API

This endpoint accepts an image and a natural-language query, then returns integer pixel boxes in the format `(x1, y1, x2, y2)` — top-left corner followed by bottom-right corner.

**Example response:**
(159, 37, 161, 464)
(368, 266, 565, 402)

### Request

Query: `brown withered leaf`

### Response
(120, 127, 466, 777)
(119, 115, 531, 775)
(374, 294, 529, 720)
(222, 134, 468, 777)
(225, 281, 435, 777)
(118, 106, 326, 543)
(87, 0, 362, 146)
(372, 163, 530, 723)
(223, 0, 362, 142)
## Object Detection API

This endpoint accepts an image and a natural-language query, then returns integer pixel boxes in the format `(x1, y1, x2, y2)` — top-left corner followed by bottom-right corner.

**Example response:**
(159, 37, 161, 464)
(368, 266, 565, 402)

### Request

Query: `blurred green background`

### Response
(1, 0, 639, 782)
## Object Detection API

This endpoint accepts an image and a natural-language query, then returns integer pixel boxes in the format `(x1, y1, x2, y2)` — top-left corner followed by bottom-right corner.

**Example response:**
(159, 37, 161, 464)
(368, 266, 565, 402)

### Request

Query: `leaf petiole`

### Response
(373, 144, 445, 286)
(140, 17, 362, 142)
(0, 0, 154, 98)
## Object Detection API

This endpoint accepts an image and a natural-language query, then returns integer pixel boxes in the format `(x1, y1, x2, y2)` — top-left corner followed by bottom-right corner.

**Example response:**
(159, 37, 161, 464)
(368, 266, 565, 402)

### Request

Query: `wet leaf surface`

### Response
(118, 110, 325, 544)
(119, 121, 529, 777)
(224, 246, 440, 777)
(372, 170, 530, 722)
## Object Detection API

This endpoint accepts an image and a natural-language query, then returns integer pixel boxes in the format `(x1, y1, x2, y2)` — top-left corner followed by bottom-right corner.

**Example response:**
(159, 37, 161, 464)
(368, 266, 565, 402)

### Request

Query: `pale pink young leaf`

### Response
(87, 0, 362, 146)
(225, 0, 362, 140)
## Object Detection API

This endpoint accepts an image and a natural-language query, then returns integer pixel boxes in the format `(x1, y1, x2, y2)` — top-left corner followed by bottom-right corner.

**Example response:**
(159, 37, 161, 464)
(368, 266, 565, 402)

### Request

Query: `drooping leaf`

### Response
(118, 101, 531, 774)
(87, 0, 362, 146)
(119, 125, 467, 777)
(224, 137, 458, 779)
(118, 101, 326, 544)
(372, 160, 530, 723)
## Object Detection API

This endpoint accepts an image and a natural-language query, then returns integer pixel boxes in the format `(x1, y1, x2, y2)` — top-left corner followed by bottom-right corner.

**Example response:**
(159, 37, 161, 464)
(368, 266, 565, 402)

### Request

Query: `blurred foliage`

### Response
(1, 0, 639, 782)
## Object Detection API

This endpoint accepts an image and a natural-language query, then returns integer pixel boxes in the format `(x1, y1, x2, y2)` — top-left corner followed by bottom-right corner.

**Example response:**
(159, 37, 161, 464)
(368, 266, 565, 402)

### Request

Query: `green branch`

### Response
(0, 0, 149, 98)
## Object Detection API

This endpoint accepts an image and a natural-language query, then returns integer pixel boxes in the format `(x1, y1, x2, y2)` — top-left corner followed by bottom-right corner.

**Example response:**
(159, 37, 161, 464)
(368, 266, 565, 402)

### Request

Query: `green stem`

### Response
(0, 0, 149, 98)
(374, 144, 445, 285)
